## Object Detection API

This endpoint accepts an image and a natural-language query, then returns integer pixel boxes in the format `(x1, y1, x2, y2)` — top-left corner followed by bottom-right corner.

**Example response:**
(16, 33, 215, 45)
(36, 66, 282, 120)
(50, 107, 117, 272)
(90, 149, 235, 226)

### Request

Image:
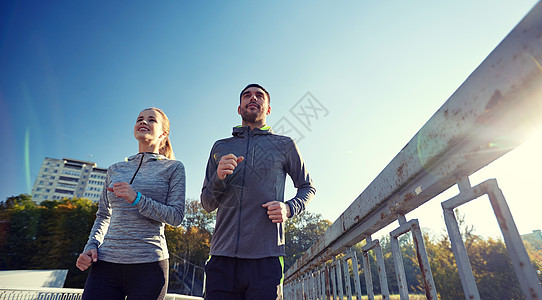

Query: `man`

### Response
(201, 83, 316, 299)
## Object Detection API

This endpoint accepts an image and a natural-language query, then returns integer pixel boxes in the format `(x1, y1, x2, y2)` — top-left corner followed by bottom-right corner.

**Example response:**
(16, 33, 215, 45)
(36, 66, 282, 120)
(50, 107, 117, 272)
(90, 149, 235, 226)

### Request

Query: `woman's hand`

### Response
(107, 182, 137, 204)
(76, 249, 97, 271)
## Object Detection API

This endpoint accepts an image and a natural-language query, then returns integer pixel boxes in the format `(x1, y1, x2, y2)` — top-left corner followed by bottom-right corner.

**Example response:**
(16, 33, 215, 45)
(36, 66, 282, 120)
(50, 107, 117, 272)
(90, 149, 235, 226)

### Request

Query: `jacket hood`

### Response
(126, 152, 168, 162)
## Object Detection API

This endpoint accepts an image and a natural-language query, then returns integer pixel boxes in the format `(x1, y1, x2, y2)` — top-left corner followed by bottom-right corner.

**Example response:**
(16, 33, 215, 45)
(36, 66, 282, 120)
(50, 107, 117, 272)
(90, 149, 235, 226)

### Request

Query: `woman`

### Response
(76, 108, 185, 300)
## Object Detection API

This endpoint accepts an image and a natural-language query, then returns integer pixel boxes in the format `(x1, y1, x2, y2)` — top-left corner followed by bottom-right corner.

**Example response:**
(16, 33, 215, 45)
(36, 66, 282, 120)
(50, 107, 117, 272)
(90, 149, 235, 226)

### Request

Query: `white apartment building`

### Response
(31, 157, 107, 203)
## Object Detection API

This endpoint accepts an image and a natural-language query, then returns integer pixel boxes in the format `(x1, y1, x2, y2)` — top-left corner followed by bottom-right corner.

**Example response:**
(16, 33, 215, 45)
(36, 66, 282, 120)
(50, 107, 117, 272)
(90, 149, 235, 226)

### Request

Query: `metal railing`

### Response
(169, 254, 205, 297)
(284, 1, 542, 299)
(0, 288, 203, 300)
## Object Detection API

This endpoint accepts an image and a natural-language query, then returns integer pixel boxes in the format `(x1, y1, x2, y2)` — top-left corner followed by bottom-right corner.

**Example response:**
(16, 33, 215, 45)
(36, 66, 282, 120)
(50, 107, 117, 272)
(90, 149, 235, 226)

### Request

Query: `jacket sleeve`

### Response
(200, 143, 227, 212)
(83, 170, 112, 252)
(285, 138, 316, 217)
(135, 161, 186, 227)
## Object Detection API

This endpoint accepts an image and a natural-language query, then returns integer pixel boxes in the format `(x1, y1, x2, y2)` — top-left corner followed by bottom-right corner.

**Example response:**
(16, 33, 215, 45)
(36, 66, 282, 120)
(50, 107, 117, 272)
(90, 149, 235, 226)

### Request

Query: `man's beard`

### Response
(240, 108, 263, 124)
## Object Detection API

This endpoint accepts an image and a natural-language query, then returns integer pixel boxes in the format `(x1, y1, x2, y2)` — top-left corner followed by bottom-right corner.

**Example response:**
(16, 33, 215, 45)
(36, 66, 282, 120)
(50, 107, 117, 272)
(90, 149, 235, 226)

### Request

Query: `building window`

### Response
(59, 176, 78, 182)
(62, 170, 80, 176)
(55, 189, 74, 195)
(57, 183, 75, 189)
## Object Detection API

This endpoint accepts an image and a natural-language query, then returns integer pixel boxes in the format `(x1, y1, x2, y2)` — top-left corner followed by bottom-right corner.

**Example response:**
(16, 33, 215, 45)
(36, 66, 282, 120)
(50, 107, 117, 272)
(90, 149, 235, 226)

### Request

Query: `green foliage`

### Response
(284, 211, 331, 270)
(166, 198, 215, 267)
(0, 194, 98, 288)
(425, 234, 463, 300)
(468, 236, 522, 299)
(0, 194, 40, 269)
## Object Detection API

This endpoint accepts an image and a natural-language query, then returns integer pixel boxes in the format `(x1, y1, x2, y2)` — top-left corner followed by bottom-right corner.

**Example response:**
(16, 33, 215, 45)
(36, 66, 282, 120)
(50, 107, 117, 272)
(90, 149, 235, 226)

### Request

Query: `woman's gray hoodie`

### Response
(83, 152, 185, 264)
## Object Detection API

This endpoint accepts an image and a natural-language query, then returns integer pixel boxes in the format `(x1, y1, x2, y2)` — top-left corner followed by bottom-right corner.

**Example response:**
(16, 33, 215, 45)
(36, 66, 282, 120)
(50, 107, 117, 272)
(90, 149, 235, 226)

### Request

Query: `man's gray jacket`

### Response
(201, 126, 316, 258)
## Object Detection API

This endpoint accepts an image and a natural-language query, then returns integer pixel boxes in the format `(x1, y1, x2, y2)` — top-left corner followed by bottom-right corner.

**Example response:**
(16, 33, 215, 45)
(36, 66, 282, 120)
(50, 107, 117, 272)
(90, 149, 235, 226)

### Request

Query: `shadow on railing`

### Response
(284, 1, 542, 299)
(0, 287, 203, 300)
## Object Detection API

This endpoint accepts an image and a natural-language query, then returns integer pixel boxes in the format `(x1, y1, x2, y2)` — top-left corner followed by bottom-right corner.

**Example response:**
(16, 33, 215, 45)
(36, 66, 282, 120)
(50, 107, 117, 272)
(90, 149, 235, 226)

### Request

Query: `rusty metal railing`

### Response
(284, 1, 542, 299)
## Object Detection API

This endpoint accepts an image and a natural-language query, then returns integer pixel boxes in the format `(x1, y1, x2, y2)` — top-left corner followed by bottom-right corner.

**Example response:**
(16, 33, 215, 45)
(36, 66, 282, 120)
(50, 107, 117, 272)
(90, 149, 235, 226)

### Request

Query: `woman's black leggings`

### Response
(82, 259, 169, 300)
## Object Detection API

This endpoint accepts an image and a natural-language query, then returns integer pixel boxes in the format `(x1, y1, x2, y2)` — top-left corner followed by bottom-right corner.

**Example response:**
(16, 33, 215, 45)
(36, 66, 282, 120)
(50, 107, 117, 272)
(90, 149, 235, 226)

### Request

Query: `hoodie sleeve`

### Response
(284, 138, 316, 217)
(83, 169, 112, 253)
(200, 142, 228, 212)
(134, 161, 186, 227)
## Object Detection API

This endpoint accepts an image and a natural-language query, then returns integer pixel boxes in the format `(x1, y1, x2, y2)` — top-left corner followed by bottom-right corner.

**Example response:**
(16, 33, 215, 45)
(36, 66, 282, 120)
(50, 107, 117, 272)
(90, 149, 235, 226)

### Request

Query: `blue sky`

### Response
(1, 0, 540, 238)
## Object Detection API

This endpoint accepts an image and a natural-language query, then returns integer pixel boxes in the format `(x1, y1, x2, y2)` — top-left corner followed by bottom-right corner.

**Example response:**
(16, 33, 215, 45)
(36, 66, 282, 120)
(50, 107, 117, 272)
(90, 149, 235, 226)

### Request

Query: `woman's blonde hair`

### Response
(143, 107, 175, 160)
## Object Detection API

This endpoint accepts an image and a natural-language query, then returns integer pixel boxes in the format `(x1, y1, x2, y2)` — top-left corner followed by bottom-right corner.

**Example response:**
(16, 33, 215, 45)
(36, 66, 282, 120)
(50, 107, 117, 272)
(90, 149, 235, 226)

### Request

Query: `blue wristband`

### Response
(131, 192, 141, 206)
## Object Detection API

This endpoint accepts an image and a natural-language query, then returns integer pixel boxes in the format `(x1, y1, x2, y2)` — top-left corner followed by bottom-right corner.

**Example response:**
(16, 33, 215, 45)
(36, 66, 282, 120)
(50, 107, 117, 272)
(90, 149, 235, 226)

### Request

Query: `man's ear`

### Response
(267, 106, 271, 115)
(238, 105, 241, 115)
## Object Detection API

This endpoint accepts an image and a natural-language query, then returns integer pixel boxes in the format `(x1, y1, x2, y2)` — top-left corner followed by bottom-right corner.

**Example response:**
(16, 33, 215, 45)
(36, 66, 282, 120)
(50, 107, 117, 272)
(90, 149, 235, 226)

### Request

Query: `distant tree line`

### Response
(0, 194, 540, 299)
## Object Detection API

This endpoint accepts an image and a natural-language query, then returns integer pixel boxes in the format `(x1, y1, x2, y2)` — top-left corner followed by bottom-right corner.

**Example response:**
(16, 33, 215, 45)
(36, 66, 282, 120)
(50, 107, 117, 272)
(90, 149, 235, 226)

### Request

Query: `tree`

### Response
(284, 211, 331, 271)
(468, 236, 522, 299)
(0, 195, 97, 287)
(181, 197, 215, 233)
(425, 234, 463, 300)
(0, 194, 40, 269)
(166, 198, 215, 267)
(36, 198, 98, 287)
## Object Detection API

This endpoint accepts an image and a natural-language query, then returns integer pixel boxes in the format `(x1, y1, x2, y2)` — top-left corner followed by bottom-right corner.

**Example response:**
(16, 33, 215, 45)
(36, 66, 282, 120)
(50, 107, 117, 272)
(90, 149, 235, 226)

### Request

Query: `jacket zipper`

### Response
(130, 153, 145, 184)
(234, 128, 251, 255)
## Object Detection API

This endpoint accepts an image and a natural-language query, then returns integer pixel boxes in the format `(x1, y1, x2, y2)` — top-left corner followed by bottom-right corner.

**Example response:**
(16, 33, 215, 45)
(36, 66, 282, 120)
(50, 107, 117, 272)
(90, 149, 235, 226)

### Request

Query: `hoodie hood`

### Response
(126, 152, 168, 162)
(232, 125, 273, 137)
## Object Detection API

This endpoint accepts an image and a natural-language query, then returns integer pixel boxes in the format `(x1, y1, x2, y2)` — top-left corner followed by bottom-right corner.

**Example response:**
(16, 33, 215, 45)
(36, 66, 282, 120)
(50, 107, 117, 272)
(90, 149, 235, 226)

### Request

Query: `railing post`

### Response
(411, 221, 438, 299)
(362, 237, 375, 300)
(362, 235, 391, 300)
(391, 215, 438, 299)
(304, 275, 308, 300)
(344, 247, 363, 300)
(320, 266, 326, 299)
(487, 180, 542, 299)
(325, 264, 331, 300)
(376, 240, 390, 299)
(315, 269, 321, 300)
(390, 215, 410, 300)
(191, 264, 196, 296)
(443, 178, 542, 299)
(330, 259, 338, 300)
(342, 254, 353, 300)
(335, 258, 344, 300)
(442, 177, 481, 300)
